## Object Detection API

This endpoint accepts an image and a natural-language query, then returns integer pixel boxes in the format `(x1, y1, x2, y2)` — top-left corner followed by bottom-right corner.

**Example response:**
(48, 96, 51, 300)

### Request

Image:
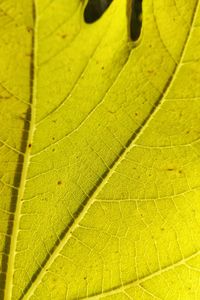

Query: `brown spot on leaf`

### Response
(147, 69, 154, 74)
(26, 26, 33, 33)
(61, 34, 67, 39)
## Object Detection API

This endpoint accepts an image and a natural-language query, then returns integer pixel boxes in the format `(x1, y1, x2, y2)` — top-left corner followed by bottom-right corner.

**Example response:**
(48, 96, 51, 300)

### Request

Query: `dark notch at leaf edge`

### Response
(84, 0, 143, 43)
(128, 0, 143, 42)
(84, 0, 113, 24)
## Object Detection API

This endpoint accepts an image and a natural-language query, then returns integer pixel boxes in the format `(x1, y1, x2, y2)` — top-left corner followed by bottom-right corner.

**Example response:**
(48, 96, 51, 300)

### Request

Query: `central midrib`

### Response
(3, 0, 198, 299)
(22, 0, 199, 299)
(4, 1, 37, 300)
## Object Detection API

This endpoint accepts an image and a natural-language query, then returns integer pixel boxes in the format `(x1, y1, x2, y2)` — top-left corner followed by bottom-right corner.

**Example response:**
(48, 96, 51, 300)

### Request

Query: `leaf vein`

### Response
(21, 0, 200, 298)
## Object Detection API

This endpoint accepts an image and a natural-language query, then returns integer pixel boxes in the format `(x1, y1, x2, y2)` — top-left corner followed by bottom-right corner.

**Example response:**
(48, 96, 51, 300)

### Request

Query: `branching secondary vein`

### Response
(80, 249, 200, 299)
(22, 0, 199, 298)
(4, 1, 37, 300)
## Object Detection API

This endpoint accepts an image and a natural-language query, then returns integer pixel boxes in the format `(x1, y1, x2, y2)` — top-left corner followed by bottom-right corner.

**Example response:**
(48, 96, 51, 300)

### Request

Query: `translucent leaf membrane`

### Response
(1, 0, 200, 299)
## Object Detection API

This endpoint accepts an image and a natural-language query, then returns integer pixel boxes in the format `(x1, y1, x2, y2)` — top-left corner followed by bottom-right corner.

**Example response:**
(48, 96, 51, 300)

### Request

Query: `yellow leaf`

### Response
(1, 0, 200, 299)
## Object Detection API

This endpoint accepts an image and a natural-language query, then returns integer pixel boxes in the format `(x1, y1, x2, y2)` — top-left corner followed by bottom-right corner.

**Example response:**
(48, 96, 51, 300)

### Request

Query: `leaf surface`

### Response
(1, 0, 200, 299)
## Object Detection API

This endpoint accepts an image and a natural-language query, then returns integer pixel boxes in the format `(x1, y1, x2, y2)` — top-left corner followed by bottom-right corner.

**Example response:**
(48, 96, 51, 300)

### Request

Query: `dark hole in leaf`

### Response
(130, 0, 143, 41)
(84, 0, 113, 23)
